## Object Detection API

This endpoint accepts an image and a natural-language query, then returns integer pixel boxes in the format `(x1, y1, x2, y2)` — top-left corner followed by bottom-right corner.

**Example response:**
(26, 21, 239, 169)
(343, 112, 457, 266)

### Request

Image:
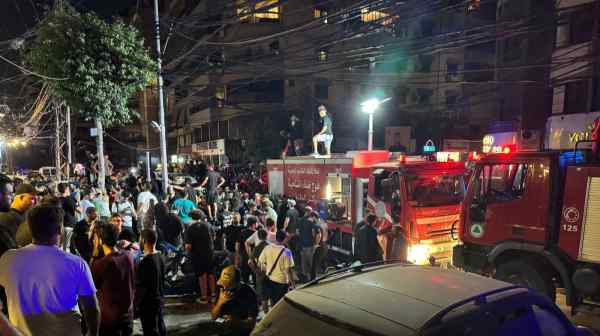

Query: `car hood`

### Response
(287, 266, 511, 333)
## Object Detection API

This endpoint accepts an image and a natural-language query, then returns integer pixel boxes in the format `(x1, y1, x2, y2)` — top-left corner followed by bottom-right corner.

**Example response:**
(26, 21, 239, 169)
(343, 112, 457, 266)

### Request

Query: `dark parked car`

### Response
(252, 263, 594, 336)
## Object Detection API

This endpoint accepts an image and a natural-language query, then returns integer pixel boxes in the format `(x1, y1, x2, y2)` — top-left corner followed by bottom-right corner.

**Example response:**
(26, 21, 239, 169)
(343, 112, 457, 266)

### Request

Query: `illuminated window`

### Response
(360, 7, 392, 25)
(237, 0, 281, 23)
(318, 50, 328, 62)
(314, 8, 329, 23)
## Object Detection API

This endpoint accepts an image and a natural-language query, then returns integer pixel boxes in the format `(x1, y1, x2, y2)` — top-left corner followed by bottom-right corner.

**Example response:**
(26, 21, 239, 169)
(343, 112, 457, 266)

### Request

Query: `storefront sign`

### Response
(546, 112, 600, 150)
(423, 139, 436, 153)
(192, 139, 226, 156)
(482, 132, 516, 153)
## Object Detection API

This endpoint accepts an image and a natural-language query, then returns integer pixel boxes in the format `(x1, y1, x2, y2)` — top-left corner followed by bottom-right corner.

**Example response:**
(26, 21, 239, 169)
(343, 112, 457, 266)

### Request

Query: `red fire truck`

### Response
(267, 151, 467, 265)
(367, 156, 466, 265)
(453, 141, 600, 312)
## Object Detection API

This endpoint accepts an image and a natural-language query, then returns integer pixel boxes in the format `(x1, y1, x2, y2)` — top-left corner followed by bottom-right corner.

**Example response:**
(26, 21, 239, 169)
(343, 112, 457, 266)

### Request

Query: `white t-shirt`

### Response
(0, 244, 96, 336)
(137, 191, 158, 226)
(137, 191, 158, 213)
(112, 201, 135, 228)
(258, 244, 294, 285)
(266, 207, 278, 224)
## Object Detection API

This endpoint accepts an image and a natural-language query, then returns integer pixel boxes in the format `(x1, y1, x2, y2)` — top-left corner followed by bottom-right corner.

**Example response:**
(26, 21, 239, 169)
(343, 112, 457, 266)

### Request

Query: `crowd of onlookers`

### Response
(0, 157, 353, 336)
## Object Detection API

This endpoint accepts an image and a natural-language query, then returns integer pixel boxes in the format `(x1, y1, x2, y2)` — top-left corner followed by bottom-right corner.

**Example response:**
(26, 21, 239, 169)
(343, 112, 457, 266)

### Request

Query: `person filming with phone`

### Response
(211, 265, 258, 336)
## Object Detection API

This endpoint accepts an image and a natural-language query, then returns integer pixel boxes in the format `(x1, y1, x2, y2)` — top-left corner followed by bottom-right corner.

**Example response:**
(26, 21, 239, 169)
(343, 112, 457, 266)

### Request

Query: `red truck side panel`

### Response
(559, 166, 599, 261)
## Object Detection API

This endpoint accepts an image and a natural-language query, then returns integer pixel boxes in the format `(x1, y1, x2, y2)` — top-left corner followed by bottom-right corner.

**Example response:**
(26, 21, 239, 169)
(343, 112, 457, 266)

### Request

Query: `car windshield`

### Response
(407, 174, 464, 207)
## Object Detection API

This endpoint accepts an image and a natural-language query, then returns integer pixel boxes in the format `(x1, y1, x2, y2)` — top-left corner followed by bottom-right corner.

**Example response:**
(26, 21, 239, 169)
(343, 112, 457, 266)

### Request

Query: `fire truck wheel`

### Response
(495, 259, 556, 302)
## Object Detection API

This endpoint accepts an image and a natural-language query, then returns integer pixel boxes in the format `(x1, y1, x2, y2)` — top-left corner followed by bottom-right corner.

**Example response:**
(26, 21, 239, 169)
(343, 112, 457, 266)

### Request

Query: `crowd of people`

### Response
(0, 157, 342, 336)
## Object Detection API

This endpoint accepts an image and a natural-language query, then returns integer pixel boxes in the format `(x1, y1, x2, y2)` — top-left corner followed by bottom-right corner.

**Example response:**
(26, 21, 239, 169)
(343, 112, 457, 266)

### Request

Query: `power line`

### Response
(0, 55, 68, 81)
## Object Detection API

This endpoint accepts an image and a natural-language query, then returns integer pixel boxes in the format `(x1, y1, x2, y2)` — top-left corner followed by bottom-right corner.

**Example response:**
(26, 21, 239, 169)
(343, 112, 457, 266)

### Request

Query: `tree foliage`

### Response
(26, 4, 155, 126)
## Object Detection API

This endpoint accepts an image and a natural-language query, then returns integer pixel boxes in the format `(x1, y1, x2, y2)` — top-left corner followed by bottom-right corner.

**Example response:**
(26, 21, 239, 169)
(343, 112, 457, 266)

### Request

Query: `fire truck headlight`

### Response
(407, 244, 431, 265)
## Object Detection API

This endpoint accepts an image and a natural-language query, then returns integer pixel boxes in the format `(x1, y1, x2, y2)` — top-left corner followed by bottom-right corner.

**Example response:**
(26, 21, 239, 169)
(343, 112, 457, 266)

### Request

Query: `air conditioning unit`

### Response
(517, 129, 542, 152)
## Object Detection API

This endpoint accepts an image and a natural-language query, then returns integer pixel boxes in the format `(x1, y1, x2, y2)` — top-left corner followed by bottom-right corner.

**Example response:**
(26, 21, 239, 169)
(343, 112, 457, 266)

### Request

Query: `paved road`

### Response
(133, 296, 213, 336)
(557, 293, 600, 332)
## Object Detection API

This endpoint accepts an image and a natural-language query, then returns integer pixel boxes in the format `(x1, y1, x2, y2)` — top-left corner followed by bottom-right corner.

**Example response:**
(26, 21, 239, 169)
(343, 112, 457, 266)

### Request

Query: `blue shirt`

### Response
(171, 199, 196, 224)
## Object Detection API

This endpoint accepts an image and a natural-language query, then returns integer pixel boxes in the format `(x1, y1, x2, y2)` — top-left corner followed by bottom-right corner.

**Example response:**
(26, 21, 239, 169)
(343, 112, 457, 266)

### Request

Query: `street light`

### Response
(361, 98, 387, 151)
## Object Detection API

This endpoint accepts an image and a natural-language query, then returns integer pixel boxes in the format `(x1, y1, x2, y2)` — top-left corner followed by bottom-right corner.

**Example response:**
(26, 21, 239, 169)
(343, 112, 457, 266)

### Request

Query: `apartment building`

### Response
(167, 0, 571, 161)
(551, 0, 600, 116)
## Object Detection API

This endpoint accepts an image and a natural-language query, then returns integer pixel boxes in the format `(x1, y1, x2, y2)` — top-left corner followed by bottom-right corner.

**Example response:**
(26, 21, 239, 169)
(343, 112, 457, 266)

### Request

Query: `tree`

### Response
(25, 4, 155, 190)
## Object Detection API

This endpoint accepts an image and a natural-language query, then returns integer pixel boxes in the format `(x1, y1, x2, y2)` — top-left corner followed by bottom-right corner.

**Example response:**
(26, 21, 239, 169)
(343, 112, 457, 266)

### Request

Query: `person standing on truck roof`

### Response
(312, 105, 333, 157)
(281, 115, 304, 158)
(201, 165, 225, 222)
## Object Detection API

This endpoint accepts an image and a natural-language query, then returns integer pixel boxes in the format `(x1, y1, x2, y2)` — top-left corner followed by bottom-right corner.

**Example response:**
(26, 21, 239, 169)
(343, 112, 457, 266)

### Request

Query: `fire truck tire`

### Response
(495, 260, 556, 302)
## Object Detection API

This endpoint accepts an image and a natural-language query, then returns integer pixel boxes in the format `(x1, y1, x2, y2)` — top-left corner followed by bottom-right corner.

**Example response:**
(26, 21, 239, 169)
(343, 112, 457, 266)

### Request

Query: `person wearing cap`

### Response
(281, 114, 304, 158)
(0, 184, 38, 248)
(312, 104, 333, 157)
(211, 265, 258, 336)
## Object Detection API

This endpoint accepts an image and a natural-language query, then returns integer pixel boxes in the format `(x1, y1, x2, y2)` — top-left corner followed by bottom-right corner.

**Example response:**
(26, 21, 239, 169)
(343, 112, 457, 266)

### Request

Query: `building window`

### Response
(318, 49, 328, 62)
(315, 83, 329, 99)
(395, 86, 409, 104)
(269, 40, 280, 54)
(570, 9, 594, 44)
(237, 0, 280, 23)
(446, 62, 459, 81)
(288, 79, 295, 87)
(314, 8, 329, 23)
(417, 88, 433, 105)
(555, 23, 570, 48)
(417, 54, 433, 72)
(503, 37, 524, 62)
(552, 86, 566, 114)
(360, 7, 391, 25)
(564, 81, 589, 114)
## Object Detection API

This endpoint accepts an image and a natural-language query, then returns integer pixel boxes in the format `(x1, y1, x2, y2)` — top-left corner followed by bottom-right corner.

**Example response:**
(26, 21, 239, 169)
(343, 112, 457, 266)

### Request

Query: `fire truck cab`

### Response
(368, 157, 467, 265)
(453, 149, 600, 311)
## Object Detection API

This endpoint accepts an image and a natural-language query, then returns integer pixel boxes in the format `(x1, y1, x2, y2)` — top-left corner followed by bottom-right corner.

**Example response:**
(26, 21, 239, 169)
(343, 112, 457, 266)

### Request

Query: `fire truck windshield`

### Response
(407, 174, 465, 207)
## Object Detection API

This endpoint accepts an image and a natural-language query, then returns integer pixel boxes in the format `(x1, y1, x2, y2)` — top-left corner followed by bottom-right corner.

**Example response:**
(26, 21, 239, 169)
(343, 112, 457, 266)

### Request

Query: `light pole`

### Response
(361, 98, 381, 151)
(153, 0, 169, 195)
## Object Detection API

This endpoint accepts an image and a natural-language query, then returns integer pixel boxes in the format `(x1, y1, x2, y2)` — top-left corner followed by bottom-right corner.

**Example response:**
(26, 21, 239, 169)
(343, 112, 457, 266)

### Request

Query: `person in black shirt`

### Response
(212, 265, 258, 336)
(154, 203, 184, 248)
(223, 216, 242, 255)
(281, 114, 304, 157)
(297, 211, 321, 282)
(312, 105, 333, 156)
(201, 165, 225, 221)
(185, 210, 216, 303)
(137, 229, 166, 336)
(0, 174, 13, 213)
(237, 217, 256, 284)
(71, 207, 98, 262)
(355, 214, 383, 264)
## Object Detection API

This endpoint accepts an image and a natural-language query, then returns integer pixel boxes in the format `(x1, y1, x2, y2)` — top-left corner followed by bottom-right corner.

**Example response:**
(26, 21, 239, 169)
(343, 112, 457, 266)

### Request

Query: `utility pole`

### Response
(66, 105, 72, 180)
(54, 103, 62, 182)
(146, 151, 152, 182)
(95, 118, 106, 192)
(153, 0, 169, 196)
